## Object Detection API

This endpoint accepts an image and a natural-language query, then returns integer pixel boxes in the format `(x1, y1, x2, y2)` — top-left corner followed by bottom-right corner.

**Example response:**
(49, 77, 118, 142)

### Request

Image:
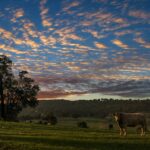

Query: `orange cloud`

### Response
(63, 1, 80, 11)
(40, 0, 52, 27)
(39, 34, 56, 46)
(23, 22, 39, 38)
(42, 19, 52, 27)
(0, 27, 25, 45)
(0, 43, 26, 54)
(112, 39, 129, 49)
(134, 37, 150, 48)
(113, 18, 125, 24)
(68, 34, 84, 41)
(15, 8, 24, 18)
(114, 30, 132, 36)
(129, 10, 150, 19)
(95, 42, 107, 49)
(83, 29, 100, 38)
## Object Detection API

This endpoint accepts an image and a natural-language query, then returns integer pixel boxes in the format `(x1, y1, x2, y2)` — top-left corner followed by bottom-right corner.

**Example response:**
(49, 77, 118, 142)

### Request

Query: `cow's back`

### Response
(118, 113, 146, 127)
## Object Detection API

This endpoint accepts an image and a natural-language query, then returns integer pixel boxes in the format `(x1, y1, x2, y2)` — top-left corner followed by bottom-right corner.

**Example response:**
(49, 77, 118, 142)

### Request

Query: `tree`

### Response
(0, 55, 13, 119)
(0, 55, 39, 120)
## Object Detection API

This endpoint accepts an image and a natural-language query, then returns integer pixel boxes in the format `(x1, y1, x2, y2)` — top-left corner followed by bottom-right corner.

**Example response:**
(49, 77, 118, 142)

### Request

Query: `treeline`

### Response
(19, 99, 150, 120)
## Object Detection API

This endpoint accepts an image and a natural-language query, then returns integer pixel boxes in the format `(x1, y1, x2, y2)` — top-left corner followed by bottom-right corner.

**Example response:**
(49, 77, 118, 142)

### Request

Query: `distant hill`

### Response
(18, 99, 150, 120)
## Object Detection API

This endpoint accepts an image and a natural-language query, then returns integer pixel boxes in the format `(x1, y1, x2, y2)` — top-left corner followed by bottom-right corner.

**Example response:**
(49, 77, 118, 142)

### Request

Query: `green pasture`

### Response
(0, 118, 149, 150)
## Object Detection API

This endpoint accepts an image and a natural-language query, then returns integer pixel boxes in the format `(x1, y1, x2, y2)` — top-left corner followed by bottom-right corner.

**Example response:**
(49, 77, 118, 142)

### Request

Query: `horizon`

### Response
(37, 93, 150, 101)
(0, 0, 150, 100)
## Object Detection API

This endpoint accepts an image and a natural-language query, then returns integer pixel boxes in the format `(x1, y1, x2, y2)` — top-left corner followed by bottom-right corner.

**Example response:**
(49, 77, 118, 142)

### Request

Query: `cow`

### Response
(113, 112, 147, 136)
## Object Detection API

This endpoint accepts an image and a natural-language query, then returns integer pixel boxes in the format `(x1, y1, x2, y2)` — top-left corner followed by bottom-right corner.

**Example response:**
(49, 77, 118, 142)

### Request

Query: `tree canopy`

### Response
(0, 55, 39, 120)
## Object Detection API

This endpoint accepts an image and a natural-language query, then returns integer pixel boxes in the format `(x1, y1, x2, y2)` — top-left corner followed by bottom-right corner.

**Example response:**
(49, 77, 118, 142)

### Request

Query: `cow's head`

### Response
(113, 113, 120, 121)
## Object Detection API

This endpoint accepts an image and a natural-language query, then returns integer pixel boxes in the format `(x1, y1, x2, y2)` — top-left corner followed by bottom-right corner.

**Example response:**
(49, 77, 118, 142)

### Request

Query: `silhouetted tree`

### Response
(16, 70, 39, 108)
(0, 55, 13, 119)
(0, 55, 39, 120)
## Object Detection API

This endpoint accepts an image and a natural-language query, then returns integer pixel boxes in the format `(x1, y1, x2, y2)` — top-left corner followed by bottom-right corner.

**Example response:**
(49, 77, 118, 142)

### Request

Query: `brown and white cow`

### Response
(113, 112, 147, 136)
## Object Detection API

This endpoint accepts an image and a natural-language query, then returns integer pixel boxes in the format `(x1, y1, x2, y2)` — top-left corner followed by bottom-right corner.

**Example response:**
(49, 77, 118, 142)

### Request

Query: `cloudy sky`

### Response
(0, 0, 150, 100)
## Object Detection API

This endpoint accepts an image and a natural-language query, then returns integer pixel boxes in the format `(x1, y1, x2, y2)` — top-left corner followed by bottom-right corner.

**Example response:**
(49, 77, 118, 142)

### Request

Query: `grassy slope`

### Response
(0, 120, 150, 150)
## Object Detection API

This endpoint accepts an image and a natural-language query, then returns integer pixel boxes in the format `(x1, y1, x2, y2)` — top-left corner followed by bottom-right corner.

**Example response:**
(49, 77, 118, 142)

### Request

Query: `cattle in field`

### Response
(113, 112, 147, 136)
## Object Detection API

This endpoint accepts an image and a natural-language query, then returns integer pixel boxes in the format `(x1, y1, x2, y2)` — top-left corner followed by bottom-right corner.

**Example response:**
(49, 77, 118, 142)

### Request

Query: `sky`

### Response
(0, 0, 150, 100)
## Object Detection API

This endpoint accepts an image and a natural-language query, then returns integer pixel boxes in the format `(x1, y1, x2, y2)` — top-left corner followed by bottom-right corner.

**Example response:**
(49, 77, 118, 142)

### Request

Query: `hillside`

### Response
(19, 99, 150, 119)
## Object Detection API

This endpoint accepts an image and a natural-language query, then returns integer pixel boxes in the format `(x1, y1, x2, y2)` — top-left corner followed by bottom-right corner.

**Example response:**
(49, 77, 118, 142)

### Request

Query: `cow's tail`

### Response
(144, 119, 149, 132)
(145, 125, 149, 132)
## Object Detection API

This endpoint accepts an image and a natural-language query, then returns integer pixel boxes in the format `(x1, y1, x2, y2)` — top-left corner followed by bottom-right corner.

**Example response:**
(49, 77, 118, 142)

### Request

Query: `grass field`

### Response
(0, 118, 150, 150)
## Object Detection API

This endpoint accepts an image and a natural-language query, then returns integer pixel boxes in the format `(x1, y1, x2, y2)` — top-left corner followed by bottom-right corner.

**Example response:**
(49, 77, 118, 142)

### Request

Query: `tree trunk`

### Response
(0, 75, 5, 119)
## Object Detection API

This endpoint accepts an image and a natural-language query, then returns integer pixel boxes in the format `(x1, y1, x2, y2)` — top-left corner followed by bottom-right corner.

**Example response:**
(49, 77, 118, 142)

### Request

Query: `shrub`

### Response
(108, 124, 113, 130)
(77, 121, 88, 128)
(43, 113, 58, 125)
(49, 115, 58, 125)
(37, 120, 43, 124)
(37, 120, 48, 125)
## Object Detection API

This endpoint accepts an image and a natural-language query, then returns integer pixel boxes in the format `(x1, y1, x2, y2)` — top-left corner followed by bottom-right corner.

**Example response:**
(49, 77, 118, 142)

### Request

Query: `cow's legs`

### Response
(119, 128, 126, 136)
(123, 128, 127, 136)
(141, 127, 145, 136)
(120, 128, 123, 135)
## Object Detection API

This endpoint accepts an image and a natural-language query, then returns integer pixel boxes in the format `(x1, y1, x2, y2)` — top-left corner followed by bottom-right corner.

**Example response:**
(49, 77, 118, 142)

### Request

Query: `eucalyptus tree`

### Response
(0, 55, 39, 120)
(0, 55, 13, 119)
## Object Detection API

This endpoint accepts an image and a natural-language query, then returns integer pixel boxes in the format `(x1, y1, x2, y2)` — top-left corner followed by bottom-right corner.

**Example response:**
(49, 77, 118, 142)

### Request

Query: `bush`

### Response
(37, 120, 43, 124)
(37, 120, 48, 125)
(49, 116, 57, 125)
(77, 121, 88, 128)
(43, 113, 58, 125)
(108, 124, 113, 130)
